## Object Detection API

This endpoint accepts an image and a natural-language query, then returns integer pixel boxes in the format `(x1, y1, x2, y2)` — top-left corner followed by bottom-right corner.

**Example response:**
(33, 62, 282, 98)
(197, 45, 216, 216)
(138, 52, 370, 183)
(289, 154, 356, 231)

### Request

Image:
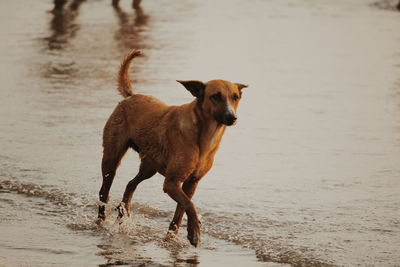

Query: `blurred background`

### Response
(0, 0, 400, 266)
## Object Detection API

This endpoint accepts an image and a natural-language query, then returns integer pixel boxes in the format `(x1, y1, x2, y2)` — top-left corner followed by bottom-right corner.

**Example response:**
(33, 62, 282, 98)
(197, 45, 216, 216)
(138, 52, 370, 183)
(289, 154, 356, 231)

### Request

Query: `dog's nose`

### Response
(224, 113, 237, 126)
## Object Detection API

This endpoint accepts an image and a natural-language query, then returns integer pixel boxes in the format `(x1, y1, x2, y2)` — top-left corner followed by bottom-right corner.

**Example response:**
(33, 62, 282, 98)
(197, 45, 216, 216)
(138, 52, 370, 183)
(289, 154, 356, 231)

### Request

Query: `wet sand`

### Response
(1, 0, 400, 266)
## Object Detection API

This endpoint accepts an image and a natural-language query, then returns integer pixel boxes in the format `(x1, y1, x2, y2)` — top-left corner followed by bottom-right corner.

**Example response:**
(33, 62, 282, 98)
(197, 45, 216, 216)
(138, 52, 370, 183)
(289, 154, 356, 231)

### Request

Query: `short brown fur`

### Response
(98, 50, 247, 247)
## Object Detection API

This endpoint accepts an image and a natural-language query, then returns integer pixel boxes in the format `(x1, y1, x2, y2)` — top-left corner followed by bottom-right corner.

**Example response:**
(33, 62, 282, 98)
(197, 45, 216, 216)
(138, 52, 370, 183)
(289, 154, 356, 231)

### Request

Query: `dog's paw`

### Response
(187, 230, 200, 247)
(98, 203, 106, 220)
(95, 217, 104, 226)
(164, 229, 177, 240)
(168, 221, 180, 234)
(187, 221, 201, 247)
(116, 203, 128, 222)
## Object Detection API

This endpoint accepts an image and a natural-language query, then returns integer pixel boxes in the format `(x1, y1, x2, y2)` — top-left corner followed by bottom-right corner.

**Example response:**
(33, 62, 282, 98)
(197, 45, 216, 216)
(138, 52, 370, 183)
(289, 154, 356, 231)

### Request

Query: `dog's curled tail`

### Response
(117, 50, 142, 98)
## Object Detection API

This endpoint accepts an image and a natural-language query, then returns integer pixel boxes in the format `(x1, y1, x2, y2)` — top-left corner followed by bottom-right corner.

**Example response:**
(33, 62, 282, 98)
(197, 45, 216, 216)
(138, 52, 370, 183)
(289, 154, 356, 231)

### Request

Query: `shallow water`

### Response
(1, 0, 400, 266)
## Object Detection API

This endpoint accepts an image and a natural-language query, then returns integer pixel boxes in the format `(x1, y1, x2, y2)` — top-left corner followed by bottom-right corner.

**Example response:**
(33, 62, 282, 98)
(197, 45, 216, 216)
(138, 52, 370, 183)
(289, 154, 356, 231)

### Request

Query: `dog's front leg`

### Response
(163, 178, 201, 247)
(168, 176, 200, 234)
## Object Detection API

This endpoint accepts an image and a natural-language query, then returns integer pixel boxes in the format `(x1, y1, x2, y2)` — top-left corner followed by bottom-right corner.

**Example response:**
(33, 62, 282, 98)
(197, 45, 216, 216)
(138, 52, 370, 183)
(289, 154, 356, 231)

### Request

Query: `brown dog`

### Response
(98, 50, 247, 247)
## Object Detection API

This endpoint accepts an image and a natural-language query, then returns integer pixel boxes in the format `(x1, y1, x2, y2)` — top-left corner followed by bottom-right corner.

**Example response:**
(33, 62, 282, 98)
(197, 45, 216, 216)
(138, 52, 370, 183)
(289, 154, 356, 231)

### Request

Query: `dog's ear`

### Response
(177, 80, 206, 99)
(235, 83, 248, 97)
(235, 83, 248, 91)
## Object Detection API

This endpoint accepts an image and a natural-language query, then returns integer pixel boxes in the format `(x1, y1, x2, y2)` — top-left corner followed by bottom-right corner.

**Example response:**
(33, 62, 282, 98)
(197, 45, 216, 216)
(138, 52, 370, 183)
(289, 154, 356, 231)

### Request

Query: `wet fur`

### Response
(98, 50, 247, 247)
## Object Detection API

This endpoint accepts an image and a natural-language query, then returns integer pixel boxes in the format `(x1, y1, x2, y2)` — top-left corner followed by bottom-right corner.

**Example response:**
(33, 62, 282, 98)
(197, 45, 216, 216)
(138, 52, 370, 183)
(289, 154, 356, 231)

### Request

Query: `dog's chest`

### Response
(200, 126, 224, 153)
(193, 126, 225, 177)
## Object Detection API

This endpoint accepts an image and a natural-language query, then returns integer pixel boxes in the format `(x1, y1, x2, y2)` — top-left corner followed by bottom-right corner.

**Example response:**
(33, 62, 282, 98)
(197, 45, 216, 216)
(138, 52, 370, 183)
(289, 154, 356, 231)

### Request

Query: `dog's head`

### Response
(178, 79, 247, 126)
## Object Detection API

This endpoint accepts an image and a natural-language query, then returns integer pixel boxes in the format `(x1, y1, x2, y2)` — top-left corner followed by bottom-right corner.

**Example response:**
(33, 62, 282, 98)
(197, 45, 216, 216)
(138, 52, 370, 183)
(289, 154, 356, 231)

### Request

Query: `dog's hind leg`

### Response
(98, 141, 129, 220)
(118, 157, 156, 218)
(168, 176, 200, 234)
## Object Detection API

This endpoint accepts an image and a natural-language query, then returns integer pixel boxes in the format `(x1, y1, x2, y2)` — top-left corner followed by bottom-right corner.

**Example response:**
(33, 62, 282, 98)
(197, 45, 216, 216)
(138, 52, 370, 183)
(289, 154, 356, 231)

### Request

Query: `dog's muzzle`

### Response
(216, 112, 237, 126)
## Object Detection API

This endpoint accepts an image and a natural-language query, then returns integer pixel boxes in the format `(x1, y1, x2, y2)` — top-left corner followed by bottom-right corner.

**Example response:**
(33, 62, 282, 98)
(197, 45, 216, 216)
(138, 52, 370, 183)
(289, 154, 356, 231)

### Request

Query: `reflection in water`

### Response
(371, 0, 400, 10)
(42, 0, 150, 93)
(113, 3, 150, 50)
(112, 0, 142, 10)
(52, 0, 67, 12)
(96, 239, 201, 267)
(41, 0, 151, 88)
(169, 249, 200, 266)
(40, 0, 84, 90)
(38, 0, 89, 96)
(46, 0, 86, 50)
(41, 61, 77, 86)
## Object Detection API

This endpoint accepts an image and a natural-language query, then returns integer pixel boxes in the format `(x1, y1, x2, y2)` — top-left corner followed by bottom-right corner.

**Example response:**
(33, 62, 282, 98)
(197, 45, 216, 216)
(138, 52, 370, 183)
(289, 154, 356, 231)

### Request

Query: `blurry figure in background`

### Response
(52, 0, 86, 13)
(112, 0, 142, 10)
(48, 0, 86, 50)
(371, 0, 400, 11)
(52, 0, 67, 12)
(112, 0, 149, 50)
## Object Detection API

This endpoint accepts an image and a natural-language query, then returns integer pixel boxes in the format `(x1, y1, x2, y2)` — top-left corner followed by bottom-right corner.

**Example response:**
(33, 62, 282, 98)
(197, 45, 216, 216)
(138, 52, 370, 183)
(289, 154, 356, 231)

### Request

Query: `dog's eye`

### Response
(210, 93, 222, 102)
(232, 94, 239, 101)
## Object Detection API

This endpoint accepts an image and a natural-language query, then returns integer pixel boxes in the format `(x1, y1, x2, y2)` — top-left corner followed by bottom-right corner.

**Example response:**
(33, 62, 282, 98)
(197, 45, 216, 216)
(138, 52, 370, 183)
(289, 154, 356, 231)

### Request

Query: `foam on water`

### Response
(0, 179, 328, 266)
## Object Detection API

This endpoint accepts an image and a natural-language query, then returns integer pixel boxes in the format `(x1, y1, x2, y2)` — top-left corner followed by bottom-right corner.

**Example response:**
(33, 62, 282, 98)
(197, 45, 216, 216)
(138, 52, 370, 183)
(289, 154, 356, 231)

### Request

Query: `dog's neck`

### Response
(192, 100, 226, 156)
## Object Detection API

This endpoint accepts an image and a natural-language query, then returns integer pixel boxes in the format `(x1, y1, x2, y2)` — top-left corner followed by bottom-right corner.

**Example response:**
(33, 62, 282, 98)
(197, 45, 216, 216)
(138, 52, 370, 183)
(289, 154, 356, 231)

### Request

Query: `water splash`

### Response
(0, 179, 334, 266)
